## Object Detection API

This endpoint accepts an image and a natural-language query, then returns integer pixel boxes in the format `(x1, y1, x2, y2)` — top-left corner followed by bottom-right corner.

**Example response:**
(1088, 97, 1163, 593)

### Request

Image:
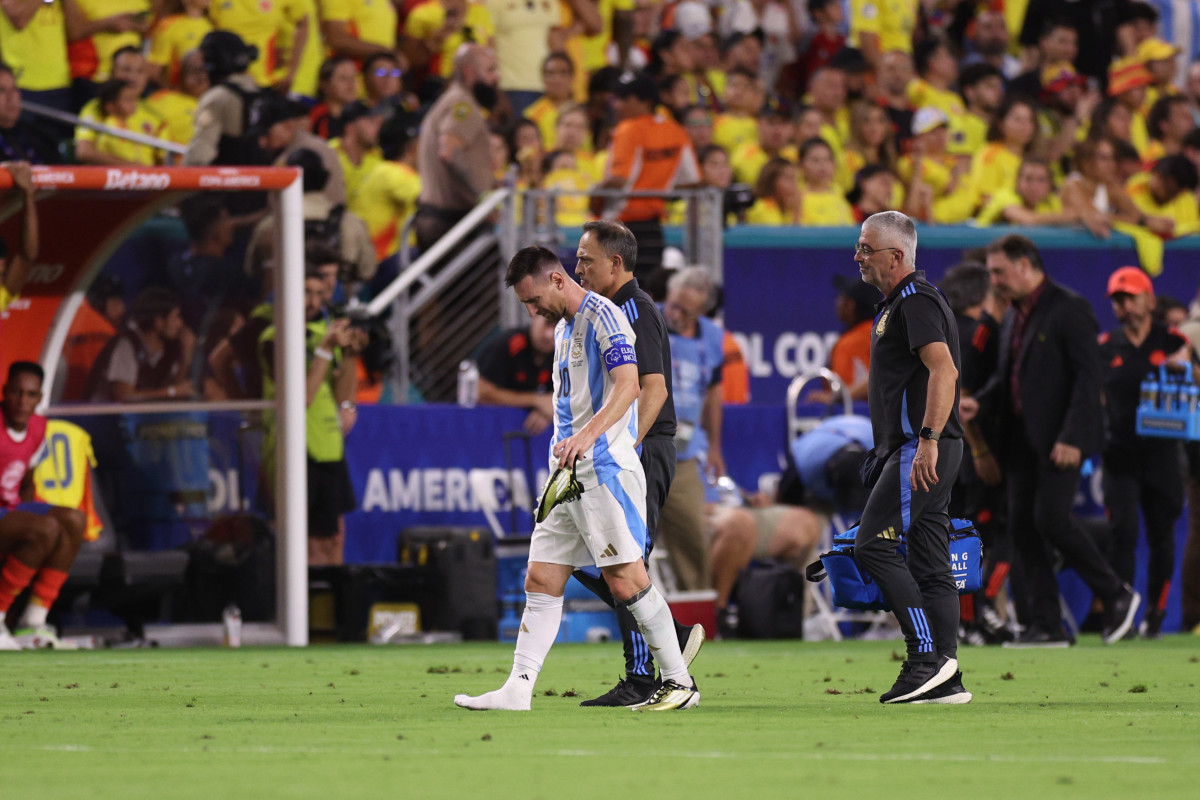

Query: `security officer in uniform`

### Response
(571, 219, 703, 707)
(414, 43, 499, 250)
(852, 210, 968, 705)
(185, 31, 262, 168)
(411, 44, 501, 401)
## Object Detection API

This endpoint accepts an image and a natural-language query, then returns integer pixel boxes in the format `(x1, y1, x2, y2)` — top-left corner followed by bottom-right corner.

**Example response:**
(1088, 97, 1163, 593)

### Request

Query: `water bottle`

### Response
(1163, 375, 1175, 412)
(1140, 375, 1155, 410)
(1145, 373, 1159, 410)
(1189, 383, 1199, 416)
(222, 604, 242, 648)
(457, 360, 478, 407)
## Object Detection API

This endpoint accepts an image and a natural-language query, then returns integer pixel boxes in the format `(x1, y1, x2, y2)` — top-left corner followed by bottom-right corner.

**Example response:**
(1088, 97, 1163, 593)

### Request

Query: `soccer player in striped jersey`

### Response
(454, 246, 698, 712)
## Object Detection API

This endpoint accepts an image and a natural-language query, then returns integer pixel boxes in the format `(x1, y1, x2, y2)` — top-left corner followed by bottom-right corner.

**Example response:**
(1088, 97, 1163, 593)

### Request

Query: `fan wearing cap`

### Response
(1126, 153, 1200, 238)
(352, 113, 422, 264)
(329, 101, 385, 207)
(185, 30, 262, 167)
(1136, 36, 1181, 113)
(848, 163, 896, 223)
(898, 106, 975, 224)
(731, 97, 797, 187)
(1098, 266, 1189, 639)
(1108, 56, 1156, 157)
(1037, 60, 1098, 170)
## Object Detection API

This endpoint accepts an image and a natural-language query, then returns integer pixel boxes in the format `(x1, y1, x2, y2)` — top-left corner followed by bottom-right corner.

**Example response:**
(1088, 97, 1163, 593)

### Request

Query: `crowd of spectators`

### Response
(1, 2, 1199, 247)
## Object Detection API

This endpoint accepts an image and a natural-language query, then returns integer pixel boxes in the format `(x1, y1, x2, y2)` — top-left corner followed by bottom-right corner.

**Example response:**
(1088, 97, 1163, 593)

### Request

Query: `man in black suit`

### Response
(981, 235, 1140, 646)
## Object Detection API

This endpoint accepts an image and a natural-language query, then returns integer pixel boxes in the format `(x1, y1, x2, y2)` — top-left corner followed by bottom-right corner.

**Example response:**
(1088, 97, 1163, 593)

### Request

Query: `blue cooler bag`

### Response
(805, 519, 983, 611)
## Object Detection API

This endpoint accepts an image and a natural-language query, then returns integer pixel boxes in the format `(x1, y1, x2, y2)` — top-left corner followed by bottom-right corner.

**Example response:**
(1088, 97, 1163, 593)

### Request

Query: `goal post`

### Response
(0, 165, 309, 646)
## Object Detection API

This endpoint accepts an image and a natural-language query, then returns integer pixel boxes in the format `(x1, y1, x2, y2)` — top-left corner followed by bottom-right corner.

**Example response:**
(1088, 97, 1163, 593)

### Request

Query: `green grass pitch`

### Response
(2, 636, 1197, 800)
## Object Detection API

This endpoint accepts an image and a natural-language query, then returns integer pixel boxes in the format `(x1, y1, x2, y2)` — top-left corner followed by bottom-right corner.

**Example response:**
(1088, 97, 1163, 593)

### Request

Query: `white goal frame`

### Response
(13, 166, 309, 646)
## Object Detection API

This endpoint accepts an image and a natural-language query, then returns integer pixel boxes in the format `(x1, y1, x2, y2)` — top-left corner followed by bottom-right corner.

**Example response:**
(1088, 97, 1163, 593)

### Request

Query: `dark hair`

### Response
(111, 45, 142, 70)
(379, 112, 419, 161)
(543, 51, 574, 74)
(179, 194, 227, 242)
(799, 136, 833, 160)
(541, 148, 572, 174)
(985, 234, 1045, 273)
(130, 287, 181, 329)
(506, 117, 541, 165)
(755, 156, 793, 198)
(581, 220, 639, 272)
(1153, 293, 1185, 323)
(285, 148, 330, 192)
(698, 144, 728, 165)
(727, 66, 757, 84)
(846, 163, 892, 206)
(986, 94, 1037, 149)
(306, 241, 341, 271)
(1183, 127, 1200, 152)
(0, 62, 13, 80)
(6, 360, 44, 387)
(913, 37, 949, 78)
(940, 264, 990, 313)
(1153, 154, 1200, 192)
(959, 61, 1003, 94)
(363, 52, 398, 75)
(505, 245, 561, 287)
(318, 56, 354, 85)
(1111, 137, 1141, 163)
(1147, 94, 1189, 140)
(1088, 98, 1127, 141)
(1039, 16, 1076, 41)
(97, 78, 131, 110)
(1019, 156, 1054, 186)
(807, 0, 837, 13)
(649, 30, 683, 75)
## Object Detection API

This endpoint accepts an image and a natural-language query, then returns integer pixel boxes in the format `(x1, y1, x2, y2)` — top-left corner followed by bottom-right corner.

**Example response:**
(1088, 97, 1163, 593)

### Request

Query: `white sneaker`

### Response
(0, 627, 22, 651)
(632, 679, 700, 711)
(13, 625, 73, 650)
(681, 624, 705, 669)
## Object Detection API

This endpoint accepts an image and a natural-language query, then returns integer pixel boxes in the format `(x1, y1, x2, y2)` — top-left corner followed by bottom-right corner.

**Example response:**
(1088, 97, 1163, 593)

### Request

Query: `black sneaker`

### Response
(1002, 625, 1073, 648)
(879, 655, 958, 704)
(1102, 585, 1141, 644)
(909, 671, 973, 705)
(978, 604, 1014, 643)
(1139, 608, 1165, 639)
(579, 676, 656, 707)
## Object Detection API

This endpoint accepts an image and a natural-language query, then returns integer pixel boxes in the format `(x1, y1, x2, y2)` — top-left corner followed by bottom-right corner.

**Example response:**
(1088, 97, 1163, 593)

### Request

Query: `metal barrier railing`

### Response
(23, 100, 188, 164)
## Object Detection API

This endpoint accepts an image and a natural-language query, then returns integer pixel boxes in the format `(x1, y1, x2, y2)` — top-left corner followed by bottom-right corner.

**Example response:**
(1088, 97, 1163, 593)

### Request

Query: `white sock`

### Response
(626, 585, 690, 685)
(454, 593, 563, 711)
(20, 602, 48, 629)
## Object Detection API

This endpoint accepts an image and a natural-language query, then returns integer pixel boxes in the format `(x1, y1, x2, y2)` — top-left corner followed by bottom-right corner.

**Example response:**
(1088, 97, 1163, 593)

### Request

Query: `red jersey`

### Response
(0, 414, 47, 509)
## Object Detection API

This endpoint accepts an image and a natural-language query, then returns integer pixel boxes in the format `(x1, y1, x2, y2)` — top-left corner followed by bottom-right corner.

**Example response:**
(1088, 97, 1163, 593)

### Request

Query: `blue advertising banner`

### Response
(721, 227, 1200, 404)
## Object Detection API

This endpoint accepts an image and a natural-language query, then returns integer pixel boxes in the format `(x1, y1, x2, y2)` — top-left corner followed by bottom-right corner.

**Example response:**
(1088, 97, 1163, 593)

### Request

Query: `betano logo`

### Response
(104, 170, 171, 190)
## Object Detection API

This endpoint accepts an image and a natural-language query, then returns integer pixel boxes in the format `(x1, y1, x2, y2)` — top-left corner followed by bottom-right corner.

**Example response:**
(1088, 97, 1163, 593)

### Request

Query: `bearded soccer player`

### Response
(0, 362, 86, 649)
(454, 246, 698, 712)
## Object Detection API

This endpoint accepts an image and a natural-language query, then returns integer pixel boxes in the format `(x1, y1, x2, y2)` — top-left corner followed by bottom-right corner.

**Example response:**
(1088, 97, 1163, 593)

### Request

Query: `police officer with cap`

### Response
(185, 30, 263, 167)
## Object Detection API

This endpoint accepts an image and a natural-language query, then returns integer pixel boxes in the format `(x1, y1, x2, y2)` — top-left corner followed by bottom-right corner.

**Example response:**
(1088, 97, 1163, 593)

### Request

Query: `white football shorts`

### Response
(528, 467, 648, 569)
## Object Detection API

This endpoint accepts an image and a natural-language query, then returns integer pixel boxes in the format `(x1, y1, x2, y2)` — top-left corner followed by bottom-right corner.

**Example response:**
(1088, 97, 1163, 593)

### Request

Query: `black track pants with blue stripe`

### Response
(855, 438, 963, 662)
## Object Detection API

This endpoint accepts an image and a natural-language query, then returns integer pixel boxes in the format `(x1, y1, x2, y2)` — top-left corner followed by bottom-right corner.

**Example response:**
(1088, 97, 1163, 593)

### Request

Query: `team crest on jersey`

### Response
(452, 102, 470, 121)
(570, 339, 583, 359)
(876, 309, 889, 335)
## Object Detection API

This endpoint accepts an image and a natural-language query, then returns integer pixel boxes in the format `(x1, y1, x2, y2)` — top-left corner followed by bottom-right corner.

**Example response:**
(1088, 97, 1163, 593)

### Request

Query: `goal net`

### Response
(0, 166, 309, 646)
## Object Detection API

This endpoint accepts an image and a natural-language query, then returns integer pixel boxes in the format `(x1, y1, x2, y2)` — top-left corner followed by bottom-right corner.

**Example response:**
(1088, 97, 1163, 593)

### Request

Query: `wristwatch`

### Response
(919, 427, 941, 442)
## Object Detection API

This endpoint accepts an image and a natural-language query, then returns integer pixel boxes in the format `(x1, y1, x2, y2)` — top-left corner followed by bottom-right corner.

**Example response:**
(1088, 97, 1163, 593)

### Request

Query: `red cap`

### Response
(1107, 266, 1154, 297)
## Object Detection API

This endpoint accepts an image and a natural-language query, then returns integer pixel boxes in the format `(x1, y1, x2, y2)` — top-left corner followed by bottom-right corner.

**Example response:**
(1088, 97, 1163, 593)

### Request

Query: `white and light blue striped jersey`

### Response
(550, 291, 642, 489)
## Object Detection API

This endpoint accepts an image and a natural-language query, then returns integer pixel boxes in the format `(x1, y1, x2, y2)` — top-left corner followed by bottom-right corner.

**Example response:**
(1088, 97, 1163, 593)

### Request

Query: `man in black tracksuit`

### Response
(852, 211, 967, 705)
(570, 219, 702, 706)
(1099, 267, 1186, 638)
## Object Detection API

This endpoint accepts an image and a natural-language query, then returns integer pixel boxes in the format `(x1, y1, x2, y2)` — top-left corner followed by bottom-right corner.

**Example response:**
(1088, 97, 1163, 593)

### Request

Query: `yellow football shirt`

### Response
(800, 187, 855, 226)
(76, 98, 165, 164)
(331, 138, 385, 208)
(321, 0, 398, 50)
(277, 0, 323, 97)
(75, 0, 152, 81)
(968, 143, 1022, 200)
(146, 89, 198, 145)
(210, 0, 287, 86)
(406, 2, 495, 79)
(849, 0, 917, 55)
(148, 14, 214, 86)
(524, 96, 564, 151)
(353, 161, 422, 262)
(0, 284, 16, 313)
(1128, 172, 1200, 238)
(975, 188, 1062, 227)
(712, 114, 759, 156)
(0, 2, 70, 91)
(745, 198, 788, 225)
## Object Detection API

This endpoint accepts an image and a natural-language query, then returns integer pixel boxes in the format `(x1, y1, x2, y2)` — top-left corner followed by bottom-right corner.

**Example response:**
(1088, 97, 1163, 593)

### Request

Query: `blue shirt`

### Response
(666, 313, 725, 462)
